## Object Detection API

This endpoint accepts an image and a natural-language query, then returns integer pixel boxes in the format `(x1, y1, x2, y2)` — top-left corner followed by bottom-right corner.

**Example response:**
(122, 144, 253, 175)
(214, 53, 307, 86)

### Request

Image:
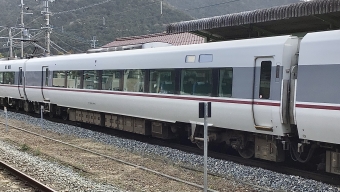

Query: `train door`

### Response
(18, 67, 25, 99)
(41, 66, 50, 101)
(252, 57, 274, 131)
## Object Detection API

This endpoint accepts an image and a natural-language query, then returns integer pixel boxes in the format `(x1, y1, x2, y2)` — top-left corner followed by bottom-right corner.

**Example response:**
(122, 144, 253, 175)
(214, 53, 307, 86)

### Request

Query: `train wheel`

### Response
(238, 141, 255, 159)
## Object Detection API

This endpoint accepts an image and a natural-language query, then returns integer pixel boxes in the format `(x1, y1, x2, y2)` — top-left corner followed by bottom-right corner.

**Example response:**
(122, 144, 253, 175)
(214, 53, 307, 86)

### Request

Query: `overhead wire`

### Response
(175, 0, 242, 11)
(53, 0, 117, 15)
(53, 31, 89, 45)
(52, 33, 85, 53)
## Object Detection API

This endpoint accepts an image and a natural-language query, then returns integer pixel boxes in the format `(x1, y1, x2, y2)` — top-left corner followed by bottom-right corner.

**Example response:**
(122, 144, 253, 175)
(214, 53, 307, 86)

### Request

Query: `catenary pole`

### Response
(9, 28, 13, 58)
(20, 0, 24, 58)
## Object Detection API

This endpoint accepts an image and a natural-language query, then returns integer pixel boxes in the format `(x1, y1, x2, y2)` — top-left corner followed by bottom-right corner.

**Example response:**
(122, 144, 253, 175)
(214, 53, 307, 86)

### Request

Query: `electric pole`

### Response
(9, 28, 13, 58)
(19, 0, 33, 58)
(20, 0, 24, 58)
(42, 0, 52, 55)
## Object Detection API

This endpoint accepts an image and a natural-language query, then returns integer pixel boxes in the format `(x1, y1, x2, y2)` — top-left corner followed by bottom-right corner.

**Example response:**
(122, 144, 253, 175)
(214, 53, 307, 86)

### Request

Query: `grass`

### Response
(20, 143, 30, 151)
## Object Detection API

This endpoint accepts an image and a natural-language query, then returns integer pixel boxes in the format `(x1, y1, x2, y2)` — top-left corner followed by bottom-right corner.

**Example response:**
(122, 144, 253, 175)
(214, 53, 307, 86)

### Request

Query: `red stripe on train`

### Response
(296, 104, 340, 111)
(0, 85, 280, 107)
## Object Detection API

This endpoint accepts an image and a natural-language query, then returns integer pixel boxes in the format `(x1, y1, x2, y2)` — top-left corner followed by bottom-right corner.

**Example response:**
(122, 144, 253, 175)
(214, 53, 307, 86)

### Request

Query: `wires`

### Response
(52, 32, 85, 53)
(53, 0, 116, 15)
(53, 31, 89, 45)
(184, 0, 241, 11)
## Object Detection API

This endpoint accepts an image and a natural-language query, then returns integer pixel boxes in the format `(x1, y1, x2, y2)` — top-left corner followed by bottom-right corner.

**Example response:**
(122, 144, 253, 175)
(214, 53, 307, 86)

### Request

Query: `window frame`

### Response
(52, 71, 66, 88)
(259, 61, 272, 99)
(123, 69, 145, 93)
(180, 68, 213, 96)
(149, 69, 175, 94)
(218, 68, 233, 98)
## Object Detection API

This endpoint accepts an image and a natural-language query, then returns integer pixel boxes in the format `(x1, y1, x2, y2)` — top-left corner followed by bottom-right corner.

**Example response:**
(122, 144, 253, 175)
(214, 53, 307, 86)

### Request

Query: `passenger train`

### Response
(0, 29, 339, 175)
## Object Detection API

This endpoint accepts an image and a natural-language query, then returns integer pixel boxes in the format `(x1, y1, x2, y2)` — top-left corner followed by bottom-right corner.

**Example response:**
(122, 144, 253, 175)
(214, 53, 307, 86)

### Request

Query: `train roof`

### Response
(299, 30, 340, 65)
(15, 35, 298, 71)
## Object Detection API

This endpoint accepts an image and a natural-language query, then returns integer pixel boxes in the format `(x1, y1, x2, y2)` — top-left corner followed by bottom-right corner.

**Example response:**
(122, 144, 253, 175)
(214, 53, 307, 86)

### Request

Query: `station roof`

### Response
(102, 32, 205, 48)
(166, 0, 340, 41)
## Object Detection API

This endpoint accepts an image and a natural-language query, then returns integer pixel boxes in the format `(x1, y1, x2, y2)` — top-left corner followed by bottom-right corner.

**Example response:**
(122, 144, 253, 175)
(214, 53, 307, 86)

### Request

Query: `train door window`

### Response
(123, 69, 145, 92)
(45, 68, 49, 86)
(259, 61, 272, 99)
(102, 70, 122, 91)
(83, 70, 99, 90)
(53, 71, 66, 87)
(181, 69, 212, 96)
(149, 69, 175, 94)
(219, 68, 233, 97)
(3, 72, 14, 84)
(67, 71, 81, 89)
(0, 72, 3, 84)
(19, 69, 23, 85)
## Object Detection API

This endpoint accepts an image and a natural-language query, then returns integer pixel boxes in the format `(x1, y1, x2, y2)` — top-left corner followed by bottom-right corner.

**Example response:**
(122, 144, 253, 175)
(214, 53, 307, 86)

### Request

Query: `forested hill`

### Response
(0, 0, 192, 56)
(0, 0, 304, 56)
(165, 0, 301, 19)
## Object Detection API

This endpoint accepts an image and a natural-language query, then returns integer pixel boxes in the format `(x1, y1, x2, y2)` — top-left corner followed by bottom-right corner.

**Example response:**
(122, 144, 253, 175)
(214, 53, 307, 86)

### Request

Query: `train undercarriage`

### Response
(1, 97, 340, 176)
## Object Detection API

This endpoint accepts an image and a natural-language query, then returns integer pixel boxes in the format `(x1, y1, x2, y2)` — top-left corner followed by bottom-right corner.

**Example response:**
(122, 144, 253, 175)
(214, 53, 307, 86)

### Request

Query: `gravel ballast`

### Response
(0, 110, 339, 192)
(0, 139, 121, 191)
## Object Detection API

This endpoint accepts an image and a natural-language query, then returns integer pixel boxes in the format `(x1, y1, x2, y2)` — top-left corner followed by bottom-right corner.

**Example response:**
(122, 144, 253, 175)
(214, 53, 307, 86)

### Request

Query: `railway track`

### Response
(65, 121, 340, 187)
(3, 109, 340, 189)
(0, 160, 56, 192)
(0, 120, 222, 192)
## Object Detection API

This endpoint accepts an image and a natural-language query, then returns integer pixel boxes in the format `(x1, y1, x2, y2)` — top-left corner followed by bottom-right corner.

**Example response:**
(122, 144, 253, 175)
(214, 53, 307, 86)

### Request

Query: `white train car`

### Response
(0, 30, 339, 175)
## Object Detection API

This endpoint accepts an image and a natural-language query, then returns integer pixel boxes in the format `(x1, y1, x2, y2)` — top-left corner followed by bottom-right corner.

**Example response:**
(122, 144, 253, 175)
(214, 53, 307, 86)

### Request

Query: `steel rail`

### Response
(3, 109, 339, 189)
(0, 160, 56, 192)
(0, 122, 218, 192)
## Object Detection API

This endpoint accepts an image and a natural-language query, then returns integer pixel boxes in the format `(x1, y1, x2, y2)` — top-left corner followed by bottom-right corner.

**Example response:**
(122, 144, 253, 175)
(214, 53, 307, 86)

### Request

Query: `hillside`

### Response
(0, 0, 305, 56)
(0, 0, 192, 56)
(165, 0, 301, 18)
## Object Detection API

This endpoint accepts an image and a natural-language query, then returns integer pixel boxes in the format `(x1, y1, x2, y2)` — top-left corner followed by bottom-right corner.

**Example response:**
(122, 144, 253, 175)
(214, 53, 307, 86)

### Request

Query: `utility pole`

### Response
(8, 28, 13, 58)
(19, 0, 33, 58)
(42, 0, 52, 55)
(20, 0, 24, 58)
(91, 36, 98, 49)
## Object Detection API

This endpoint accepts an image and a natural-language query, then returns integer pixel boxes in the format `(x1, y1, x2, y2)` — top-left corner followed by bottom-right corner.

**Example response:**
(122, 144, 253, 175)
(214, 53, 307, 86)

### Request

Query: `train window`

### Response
(199, 54, 213, 63)
(102, 70, 122, 91)
(186, 55, 196, 63)
(67, 71, 81, 89)
(19, 69, 23, 85)
(53, 71, 66, 88)
(123, 69, 145, 92)
(259, 61, 272, 99)
(149, 69, 175, 94)
(0, 72, 3, 84)
(219, 68, 233, 97)
(3, 72, 15, 85)
(83, 70, 99, 90)
(45, 68, 49, 87)
(181, 69, 212, 96)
